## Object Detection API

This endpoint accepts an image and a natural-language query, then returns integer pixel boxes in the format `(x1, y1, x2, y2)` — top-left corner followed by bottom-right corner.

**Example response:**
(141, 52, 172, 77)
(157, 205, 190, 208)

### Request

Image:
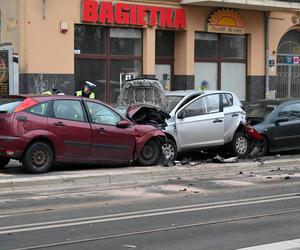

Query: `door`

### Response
(272, 102, 300, 149)
(176, 94, 224, 149)
(85, 101, 136, 163)
(48, 99, 91, 159)
(222, 93, 241, 143)
(155, 64, 171, 91)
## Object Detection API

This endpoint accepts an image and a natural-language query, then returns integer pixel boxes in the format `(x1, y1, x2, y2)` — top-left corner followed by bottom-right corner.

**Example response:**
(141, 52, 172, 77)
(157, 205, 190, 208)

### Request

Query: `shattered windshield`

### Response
(245, 103, 277, 120)
(166, 96, 184, 114)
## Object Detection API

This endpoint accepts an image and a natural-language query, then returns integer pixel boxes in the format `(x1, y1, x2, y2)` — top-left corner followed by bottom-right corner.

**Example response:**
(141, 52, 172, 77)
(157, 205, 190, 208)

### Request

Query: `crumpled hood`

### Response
(118, 78, 166, 112)
(126, 104, 170, 129)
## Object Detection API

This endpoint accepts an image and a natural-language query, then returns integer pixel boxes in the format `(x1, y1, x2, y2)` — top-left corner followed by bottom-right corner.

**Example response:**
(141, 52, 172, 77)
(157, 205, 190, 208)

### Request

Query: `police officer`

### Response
(75, 81, 96, 99)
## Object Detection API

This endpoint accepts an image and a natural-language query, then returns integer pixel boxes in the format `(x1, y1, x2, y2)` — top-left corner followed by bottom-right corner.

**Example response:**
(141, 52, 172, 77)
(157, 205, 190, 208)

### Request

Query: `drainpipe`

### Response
(265, 11, 270, 99)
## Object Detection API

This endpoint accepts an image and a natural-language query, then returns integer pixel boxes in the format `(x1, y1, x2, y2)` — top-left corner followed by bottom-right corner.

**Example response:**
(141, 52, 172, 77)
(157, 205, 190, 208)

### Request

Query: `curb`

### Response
(1, 157, 300, 193)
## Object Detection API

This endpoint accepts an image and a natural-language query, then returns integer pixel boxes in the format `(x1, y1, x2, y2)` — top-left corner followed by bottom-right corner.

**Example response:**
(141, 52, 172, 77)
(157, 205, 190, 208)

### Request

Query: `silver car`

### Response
(162, 90, 248, 161)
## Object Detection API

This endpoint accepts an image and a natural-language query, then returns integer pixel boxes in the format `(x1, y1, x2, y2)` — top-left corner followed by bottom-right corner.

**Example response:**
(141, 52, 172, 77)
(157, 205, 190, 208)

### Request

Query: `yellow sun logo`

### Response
(209, 9, 244, 28)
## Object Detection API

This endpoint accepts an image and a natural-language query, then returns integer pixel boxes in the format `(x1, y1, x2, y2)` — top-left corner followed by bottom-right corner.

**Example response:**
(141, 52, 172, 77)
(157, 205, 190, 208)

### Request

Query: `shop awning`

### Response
(180, 0, 300, 11)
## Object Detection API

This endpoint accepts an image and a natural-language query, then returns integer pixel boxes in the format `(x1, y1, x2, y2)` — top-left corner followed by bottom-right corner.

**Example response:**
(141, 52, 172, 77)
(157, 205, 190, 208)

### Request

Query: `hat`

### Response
(85, 81, 96, 90)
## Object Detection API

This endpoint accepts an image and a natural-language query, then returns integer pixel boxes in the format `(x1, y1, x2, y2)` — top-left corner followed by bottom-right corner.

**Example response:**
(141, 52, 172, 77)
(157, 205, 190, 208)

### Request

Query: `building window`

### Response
(110, 28, 142, 56)
(194, 33, 218, 60)
(74, 25, 142, 104)
(194, 32, 247, 101)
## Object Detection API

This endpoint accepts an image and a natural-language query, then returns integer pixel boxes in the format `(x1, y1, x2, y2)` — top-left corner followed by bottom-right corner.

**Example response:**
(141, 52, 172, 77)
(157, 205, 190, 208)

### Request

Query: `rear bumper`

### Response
(0, 136, 28, 158)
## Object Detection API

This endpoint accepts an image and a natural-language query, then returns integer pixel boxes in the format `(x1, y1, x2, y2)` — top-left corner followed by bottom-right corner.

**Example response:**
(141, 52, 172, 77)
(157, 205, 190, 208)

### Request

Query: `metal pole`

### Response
(265, 11, 270, 99)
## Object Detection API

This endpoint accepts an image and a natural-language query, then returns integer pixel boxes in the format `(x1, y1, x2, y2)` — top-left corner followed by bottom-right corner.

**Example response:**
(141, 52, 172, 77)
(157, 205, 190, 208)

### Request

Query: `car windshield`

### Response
(0, 98, 24, 114)
(166, 96, 184, 113)
(245, 103, 277, 120)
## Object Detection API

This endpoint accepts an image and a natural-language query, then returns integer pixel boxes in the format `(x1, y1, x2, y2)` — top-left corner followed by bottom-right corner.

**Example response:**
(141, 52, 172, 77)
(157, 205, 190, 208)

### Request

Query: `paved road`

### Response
(0, 165, 299, 250)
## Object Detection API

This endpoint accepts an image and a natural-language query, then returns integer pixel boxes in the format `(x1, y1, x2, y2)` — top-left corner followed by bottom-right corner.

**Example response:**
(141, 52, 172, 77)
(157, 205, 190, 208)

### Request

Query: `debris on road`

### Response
(213, 155, 239, 163)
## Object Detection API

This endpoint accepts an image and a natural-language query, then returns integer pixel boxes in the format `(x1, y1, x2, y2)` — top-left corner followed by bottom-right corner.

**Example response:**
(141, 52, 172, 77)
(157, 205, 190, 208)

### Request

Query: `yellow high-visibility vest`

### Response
(76, 90, 95, 99)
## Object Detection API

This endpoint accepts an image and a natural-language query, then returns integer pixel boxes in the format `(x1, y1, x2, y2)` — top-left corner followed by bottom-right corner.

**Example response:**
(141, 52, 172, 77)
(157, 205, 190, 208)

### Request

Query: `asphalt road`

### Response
(0, 165, 299, 250)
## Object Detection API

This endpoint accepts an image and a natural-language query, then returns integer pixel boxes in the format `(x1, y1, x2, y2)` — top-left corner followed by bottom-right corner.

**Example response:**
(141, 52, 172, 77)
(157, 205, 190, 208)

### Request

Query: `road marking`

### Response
(236, 238, 300, 250)
(0, 193, 299, 235)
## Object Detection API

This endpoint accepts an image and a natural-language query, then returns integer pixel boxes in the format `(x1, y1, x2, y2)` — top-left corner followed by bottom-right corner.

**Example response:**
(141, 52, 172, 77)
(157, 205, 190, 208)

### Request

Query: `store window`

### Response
(155, 30, 174, 90)
(194, 32, 246, 100)
(110, 28, 142, 56)
(75, 25, 106, 55)
(194, 33, 218, 59)
(74, 25, 142, 104)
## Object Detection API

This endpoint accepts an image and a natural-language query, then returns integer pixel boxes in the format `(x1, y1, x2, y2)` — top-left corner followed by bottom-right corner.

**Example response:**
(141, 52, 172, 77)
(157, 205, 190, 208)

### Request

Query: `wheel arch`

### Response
(22, 137, 56, 161)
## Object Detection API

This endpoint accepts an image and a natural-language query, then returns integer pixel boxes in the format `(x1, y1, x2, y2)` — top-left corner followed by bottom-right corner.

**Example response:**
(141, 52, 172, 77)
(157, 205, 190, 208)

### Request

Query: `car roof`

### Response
(6, 94, 99, 102)
(165, 89, 234, 97)
(245, 98, 300, 106)
(165, 90, 203, 96)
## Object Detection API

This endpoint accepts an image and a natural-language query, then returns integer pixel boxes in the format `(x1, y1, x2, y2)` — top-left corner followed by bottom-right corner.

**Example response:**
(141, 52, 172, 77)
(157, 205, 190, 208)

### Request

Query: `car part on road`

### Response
(137, 140, 161, 166)
(0, 157, 10, 168)
(22, 142, 54, 174)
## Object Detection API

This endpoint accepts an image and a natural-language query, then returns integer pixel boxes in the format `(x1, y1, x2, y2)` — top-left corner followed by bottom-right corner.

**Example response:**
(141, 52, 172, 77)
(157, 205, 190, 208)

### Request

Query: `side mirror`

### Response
(177, 110, 186, 119)
(117, 120, 131, 128)
(275, 117, 288, 124)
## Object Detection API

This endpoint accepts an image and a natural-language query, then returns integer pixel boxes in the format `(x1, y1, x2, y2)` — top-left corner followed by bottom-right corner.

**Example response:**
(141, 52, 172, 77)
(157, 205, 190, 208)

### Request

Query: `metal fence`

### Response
(277, 65, 300, 98)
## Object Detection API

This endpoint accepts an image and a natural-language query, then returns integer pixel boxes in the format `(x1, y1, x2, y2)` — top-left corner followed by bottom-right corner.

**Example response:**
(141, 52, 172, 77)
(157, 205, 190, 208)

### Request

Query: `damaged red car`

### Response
(0, 95, 165, 173)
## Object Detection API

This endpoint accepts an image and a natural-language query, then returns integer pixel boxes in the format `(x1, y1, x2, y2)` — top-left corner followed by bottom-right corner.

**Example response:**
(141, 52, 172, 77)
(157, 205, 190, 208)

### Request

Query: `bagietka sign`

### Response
(81, 0, 186, 29)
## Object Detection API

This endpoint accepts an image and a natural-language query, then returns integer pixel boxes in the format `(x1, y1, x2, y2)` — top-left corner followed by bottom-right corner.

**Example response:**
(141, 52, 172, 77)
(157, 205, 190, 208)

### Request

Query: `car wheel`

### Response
(22, 142, 54, 174)
(231, 131, 249, 157)
(0, 157, 10, 168)
(137, 140, 161, 166)
(161, 140, 177, 162)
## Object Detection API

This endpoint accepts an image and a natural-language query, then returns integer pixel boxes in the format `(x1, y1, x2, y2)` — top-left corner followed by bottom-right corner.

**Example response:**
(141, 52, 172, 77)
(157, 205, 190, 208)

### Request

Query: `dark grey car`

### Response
(245, 99, 300, 156)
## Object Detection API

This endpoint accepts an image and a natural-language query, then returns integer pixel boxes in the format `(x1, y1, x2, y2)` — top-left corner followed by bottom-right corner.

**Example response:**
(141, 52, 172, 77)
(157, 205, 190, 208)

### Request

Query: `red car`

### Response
(0, 95, 165, 173)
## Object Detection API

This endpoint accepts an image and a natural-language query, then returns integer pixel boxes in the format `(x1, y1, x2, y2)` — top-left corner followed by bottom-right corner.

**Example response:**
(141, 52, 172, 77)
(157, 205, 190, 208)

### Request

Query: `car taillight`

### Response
(245, 125, 263, 141)
(14, 98, 38, 113)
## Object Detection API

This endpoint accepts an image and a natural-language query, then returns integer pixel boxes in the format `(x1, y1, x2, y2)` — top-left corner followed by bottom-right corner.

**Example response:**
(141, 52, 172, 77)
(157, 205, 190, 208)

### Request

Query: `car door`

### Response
(175, 94, 224, 149)
(272, 102, 300, 150)
(47, 99, 91, 159)
(85, 101, 136, 163)
(222, 93, 241, 143)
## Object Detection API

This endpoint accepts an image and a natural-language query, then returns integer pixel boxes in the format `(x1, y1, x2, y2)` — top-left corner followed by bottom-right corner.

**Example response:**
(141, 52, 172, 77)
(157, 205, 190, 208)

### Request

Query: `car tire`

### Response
(161, 139, 177, 162)
(22, 142, 54, 174)
(137, 140, 161, 166)
(230, 131, 249, 157)
(0, 157, 10, 168)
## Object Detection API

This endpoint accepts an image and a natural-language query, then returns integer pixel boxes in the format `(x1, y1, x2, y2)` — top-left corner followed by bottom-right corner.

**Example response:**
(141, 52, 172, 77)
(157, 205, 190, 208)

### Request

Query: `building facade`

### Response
(1, 0, 300, 103)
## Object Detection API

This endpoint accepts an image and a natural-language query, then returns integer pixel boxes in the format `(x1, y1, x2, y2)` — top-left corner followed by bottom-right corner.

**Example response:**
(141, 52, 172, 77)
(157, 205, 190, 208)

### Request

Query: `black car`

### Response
(245, 99, 300, 156)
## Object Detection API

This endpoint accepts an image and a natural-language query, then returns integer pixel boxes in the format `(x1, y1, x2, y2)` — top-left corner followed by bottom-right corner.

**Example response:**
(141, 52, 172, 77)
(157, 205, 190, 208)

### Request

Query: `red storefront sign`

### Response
(81, 0, 186, 29)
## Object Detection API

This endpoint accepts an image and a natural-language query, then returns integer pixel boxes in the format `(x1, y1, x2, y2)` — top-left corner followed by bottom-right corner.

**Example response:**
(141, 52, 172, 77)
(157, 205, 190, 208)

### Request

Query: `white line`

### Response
(236, 238, 300, 250)
(0, 194, 299, 235)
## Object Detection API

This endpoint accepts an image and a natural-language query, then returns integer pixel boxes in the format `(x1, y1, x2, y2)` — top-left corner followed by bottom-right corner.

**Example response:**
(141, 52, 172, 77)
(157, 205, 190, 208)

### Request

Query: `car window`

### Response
(25, 102, 49, 116)
(53, 100, 85, 122)
(86, 101, 121, 125)
(183, 97, 206, 118)
(0, 98, 23, 114)
(245, 103, 276, 120)
(222, 93, 233, 107)
(166, 96, 184, 113)
(204, 94, 220, 113)
(278, 103, 300, 120)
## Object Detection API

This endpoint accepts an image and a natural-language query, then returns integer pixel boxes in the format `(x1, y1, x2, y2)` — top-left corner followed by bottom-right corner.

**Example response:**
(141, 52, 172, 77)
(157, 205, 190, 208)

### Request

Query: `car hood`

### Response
(121, 104, 170, 129)
(118, 78, 167, 112)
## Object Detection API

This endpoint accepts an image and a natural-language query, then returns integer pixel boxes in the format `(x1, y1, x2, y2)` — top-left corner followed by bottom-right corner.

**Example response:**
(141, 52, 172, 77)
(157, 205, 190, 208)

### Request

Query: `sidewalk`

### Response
(0, 156, 300, 193)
